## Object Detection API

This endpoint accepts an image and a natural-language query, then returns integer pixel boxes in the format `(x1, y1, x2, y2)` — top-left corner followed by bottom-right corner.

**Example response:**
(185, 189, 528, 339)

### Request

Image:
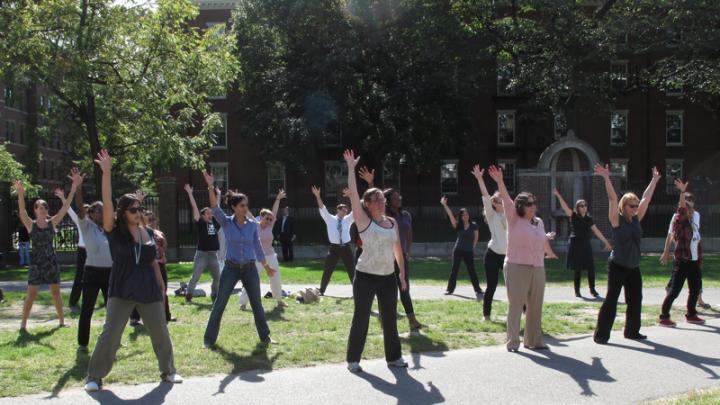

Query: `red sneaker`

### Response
(685, 315, 706, 325)
(658, 318, 676, 327)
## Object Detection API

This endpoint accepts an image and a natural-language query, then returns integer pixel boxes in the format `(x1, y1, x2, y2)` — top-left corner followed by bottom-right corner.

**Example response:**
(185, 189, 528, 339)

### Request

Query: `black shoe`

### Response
(625, 333, 647, 340)
(590, 290, 601, 298)
(575, 291, 582, 298)
(444, 291, 453, 295)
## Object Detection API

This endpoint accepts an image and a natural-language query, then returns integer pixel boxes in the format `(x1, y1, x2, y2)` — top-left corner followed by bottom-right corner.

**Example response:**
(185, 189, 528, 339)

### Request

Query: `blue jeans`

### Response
(18, 242, 30, 266)
(204, 262, 270, 345)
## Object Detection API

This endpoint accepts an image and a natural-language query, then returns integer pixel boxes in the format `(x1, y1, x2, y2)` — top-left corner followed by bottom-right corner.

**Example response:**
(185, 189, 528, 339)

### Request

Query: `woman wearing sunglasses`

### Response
(593, 164, 661, 344)
(487, 165, 558, 352)
(553, 189, 612, 298)
(471, 165, 507, 321)
(86, 150, 180, 391)
(238, 189, 288, 309)
(202, 170, 275, 348)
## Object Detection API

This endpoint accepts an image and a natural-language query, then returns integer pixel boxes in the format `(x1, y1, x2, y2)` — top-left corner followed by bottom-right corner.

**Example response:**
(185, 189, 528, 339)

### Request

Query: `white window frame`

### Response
(665, 159, 683, 193)
(497, 110, 516, 146)
(666, 110, 683, 146)
(324, 160, 348, 198)
(210, 162, 229, 192)
(610, 60, 628, 90)
(440, 160, 459, 195)
(267, 162, 286, 198)
(211, 113, 228, 150)
(610, 110, 628, 146)
(497, 159, 517, 193)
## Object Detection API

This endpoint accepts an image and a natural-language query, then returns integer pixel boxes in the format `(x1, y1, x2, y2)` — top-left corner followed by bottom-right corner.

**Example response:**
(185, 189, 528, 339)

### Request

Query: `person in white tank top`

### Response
(342, 150, 408, 373)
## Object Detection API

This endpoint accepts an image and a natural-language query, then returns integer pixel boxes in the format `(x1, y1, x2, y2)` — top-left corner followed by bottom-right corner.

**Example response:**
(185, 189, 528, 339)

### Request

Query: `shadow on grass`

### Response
(7, 326, 60, 349)
(264, 304, 287, 322)
(128, 324, 149, 343)
(515, 350, 614, 397)
(608, 339, 720, 379)
(47, 347, 90, 398)
(212, 342, 280, 395)
(353, 367, 445, 405)
(87, 382, 173, 404)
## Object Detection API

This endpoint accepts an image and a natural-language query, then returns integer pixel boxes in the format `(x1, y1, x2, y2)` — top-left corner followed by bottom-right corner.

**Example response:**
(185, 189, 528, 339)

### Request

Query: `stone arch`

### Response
(537, 133, 601, 171)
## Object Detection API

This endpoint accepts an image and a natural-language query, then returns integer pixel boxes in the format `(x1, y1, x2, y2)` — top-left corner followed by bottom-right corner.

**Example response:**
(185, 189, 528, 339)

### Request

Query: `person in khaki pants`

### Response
(85, 149, 182, 392)
(487, 165, 558, 352)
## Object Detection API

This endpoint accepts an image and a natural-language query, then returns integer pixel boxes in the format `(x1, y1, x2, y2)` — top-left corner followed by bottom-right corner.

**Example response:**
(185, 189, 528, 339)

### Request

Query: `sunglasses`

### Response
(627, 204, 639, 209)
(127, 206, 146, 214)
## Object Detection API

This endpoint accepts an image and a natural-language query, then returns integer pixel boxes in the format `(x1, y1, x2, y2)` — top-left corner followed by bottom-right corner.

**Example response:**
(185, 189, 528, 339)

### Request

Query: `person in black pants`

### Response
(658, 181, 705, 326)
(68, 205, 88, 309)
(440, 196, 483, 299)
(311, 185, 355, 295)
(275, 207, 295, 262)
(593, 164, 661, 344)
(553, 189, 612, 298)
(343, 150, 407, 372)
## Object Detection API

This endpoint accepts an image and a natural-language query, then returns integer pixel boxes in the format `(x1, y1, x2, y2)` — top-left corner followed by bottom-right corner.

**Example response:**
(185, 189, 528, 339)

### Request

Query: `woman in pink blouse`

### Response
(488, 166, 558, 352)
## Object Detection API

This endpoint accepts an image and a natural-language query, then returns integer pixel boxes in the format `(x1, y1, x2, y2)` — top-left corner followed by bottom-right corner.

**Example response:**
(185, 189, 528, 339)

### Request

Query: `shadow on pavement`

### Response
(354, 367, 445, 405)
(401, 333, 449, 370)
(213, 342, 280, 395)
(86, 382, 173, 404)
(609, 339, 720, 379)
(516, 350, 614, 396)
(544, 334, 593, 348)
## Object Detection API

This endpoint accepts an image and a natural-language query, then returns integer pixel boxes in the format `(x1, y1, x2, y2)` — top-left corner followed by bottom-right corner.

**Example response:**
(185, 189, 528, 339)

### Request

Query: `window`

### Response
(212, 113, 227, 149)
(209, 163, 229, 192)
(324, 161, 348, 197)
(610, 159, 628, 190)
(440, 160, 459, 195)
(610, 61, 628, 91)
(497, 110, 516, 146)
(497, 159, 517, 193)
(3, 87, 12, 105)
(267, 162, 285, 197)
(610, 110, 628, 146)
(666, 111, 683, 145)
(496, 58, 515, 96)
(665, 159, 683, 193)
(553, 112, 567, 139)
(382, 159, 401, 189)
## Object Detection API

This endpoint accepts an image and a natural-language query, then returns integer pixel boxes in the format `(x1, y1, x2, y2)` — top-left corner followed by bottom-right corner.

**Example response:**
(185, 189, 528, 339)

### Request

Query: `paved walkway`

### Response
(2, 280, 719, 306)
(2, 318, 719, 404)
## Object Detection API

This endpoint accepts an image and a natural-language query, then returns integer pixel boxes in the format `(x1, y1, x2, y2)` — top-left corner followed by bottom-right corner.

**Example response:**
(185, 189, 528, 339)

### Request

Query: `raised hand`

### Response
(68, 167, 84, 189)
(440, 196, 448, 206)
(674, 179, 688, 193)
(651, 166, 661, 181)
(276, 189, 287, 200)
(53, 187, 66, 202)
(202, 169, 214, 186)
(343, 149, 360, 169)
(487, 165, 504, 182)
(135, 189, 146, 203)
(311, 185, 321, 198)
(94, 149, 112, 173)
(358, 166, 375, 185)
(215, 186, 221, 197)
(593, 163, 610, 178)
(471, 165, 484, 181)
(184, 184, 193, 194)
(342, 187, 350, 198)
(553, 188, 561, 197)
(13, 180, 25, 196)
(546, 232, 556, 240)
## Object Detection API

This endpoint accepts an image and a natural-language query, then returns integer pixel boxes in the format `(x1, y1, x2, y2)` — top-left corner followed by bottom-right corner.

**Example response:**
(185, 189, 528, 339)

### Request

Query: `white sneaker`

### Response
(347, 362, 362, 372)
(387, 358, 408, 368)
(84, 381, 100, 392)
(162, 373, 183, 383)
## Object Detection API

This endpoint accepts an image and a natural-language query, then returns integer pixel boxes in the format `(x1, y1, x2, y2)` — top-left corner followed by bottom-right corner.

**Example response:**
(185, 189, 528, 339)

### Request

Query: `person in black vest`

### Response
(275, 206, 295, 262)
(183, 184, 221, 303)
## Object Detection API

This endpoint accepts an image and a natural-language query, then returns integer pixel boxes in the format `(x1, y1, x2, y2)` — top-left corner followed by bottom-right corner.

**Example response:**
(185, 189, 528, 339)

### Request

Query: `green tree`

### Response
(0, 144, 38, 195)
(0, 0, 239, 191)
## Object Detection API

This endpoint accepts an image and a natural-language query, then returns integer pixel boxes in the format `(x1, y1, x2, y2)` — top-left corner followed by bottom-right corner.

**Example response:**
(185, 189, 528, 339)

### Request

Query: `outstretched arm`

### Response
(184, 184, 200, 221)
(553, 189, 573, 217)
(358, 166, 375, 189)
(594, 164, 619, 228)
(487, 165, 516, 223)
(202, 170, 218, 208)
(13, 181, 33, 233)
(638, 167, 661, 221)
(51, 167, 83, 228)
(440, 196, 457, 229)
(271, 189, 286, 221)
(311, 185, 325, 209)
(591, 225, 613, 251)
(94, 150, 115, 233)
(471, 165, 490, 197)
(343, 150, 370, 230)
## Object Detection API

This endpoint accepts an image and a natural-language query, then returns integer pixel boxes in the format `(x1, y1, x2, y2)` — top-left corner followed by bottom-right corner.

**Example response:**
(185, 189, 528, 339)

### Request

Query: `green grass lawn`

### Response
(0, 291, 680, 397)
(2, 254, 719, 288)
(645, 387, 720, 404)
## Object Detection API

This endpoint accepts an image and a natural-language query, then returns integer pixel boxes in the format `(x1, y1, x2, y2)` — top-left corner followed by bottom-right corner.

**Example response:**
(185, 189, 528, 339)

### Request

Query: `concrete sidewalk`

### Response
(2, 318, 718, 404)
(1, 280, 718, 306)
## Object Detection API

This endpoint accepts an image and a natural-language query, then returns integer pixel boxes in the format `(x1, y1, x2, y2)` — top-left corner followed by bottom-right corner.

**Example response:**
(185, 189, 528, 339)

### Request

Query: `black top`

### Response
(609, 216, 642, 269)
(274, 215, 295, 238)
(454, 221, 478, 252)
(18, 225, 30, 242)
(197, 219, 220, 251)
(569, 213, 594, 240)
(107, 228, 163, 303)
